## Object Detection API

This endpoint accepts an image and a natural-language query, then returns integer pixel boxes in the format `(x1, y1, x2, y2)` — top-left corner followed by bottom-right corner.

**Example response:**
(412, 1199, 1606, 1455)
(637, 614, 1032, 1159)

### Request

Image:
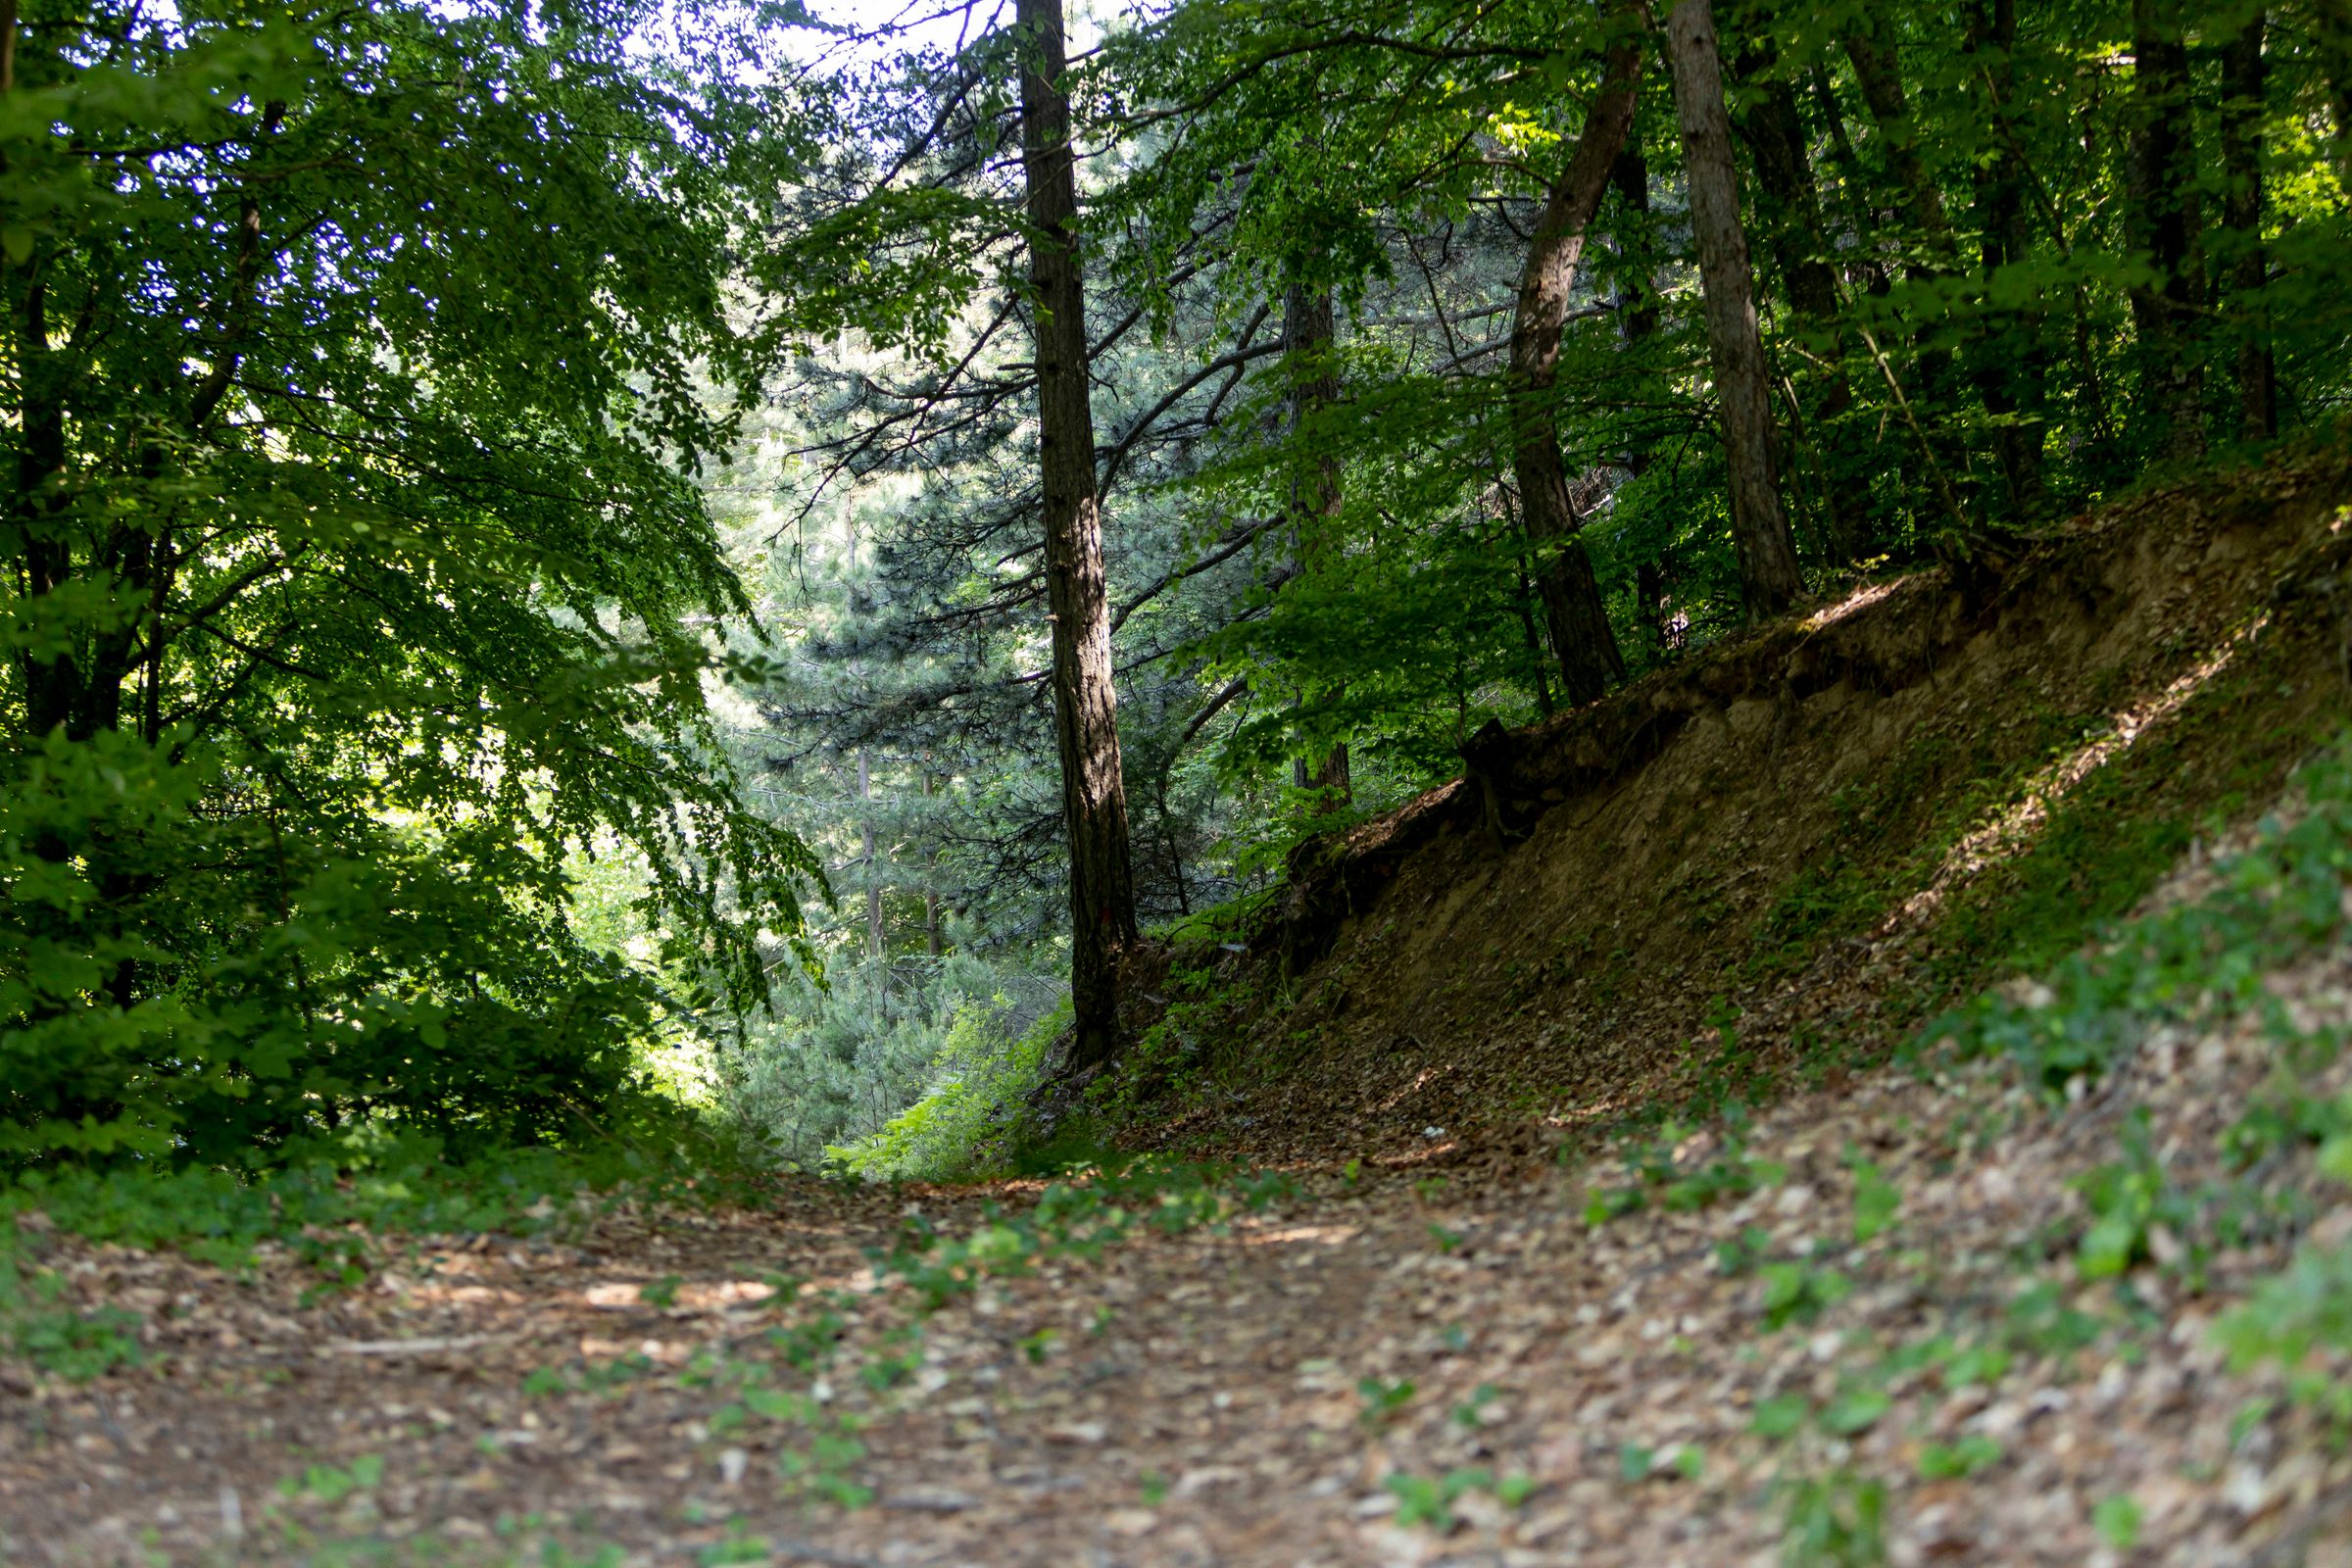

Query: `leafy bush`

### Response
(825, 1000, 1071, 1183)
(720, 955, 1061, 1171)
(0, 0, 818, 1168)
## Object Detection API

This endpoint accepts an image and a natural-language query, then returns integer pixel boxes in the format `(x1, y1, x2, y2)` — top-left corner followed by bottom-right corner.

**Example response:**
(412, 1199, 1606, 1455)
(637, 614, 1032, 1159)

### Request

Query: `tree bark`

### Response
(1669, 0, 1807, 617)
(1284, 281, 1350, 799)
(2128, 0, 2207, 461)
(921, 769, 945, 957)
(1841, 21, 1953, 257)
(1507, 29, 1639, 707)
(2313, 0, 2352, 197)
(2222, 9, 2278, 440)
(1017, 0, 1139, 1073)
(1733, 54, 1877, 562)
(1965, 0, 2049, 516)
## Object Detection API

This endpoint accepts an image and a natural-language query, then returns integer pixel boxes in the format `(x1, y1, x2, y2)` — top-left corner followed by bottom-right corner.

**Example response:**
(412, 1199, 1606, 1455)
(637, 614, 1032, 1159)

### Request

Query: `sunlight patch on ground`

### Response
(1882, 616, 2265, 936)
(1239, 1223, 1362, 1248)
(1800, 573, 1916, 632)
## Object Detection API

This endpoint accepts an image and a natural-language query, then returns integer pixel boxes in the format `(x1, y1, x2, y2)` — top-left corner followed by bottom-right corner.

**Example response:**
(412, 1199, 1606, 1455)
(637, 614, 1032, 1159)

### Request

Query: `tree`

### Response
(2128, 0, 2208, 461)
(1667, 0, 1807, 616)
(2222, 7, 2279, 441)
(0, 0, 818, 1160)
(1507, 23, 1640, 706)
(1016, 0, 1140, 1071)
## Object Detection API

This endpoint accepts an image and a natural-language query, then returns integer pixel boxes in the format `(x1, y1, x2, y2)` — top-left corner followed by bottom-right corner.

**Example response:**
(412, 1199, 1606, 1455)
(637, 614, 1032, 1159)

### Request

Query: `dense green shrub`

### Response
(826, 1000, 1071, 1183)
(0, 0, 817, 1163)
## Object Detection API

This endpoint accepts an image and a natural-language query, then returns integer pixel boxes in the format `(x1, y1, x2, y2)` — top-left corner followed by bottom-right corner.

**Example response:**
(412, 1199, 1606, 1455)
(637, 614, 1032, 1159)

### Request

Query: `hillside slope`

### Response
(1129, 444, 2352, 1162)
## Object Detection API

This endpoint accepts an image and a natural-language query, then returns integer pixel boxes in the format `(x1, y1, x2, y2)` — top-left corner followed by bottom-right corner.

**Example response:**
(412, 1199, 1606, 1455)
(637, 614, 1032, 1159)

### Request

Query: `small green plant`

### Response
(1848, 1157, 1900, 1245)
(1450, 1383, 1501, 1429)
(1779, 1470, 1887, 1567)
(1916, 1435, 2004, 1479)
(2074, 1110, 2201, 1283)
(9, 1299, 143, 1382)
(1760, 1262, 1851, 1331)
(1382, 1467, 1527, 1530)
(1356, 1376, 1415, 1427)
(1717, 1224, 1772, 1276)
(2091, 1494, 2142, 1550)
(1586, 1130, 1786, 1225)
(280, 1454, 386, 1505)
(2215, 1241, 2352, 1426)
(639, 1274, 684, 1309)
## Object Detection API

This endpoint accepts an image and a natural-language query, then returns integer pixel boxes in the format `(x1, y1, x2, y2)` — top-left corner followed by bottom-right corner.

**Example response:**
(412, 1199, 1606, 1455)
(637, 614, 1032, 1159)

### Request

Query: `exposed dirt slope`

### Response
(1136, 444, 2352, 1161)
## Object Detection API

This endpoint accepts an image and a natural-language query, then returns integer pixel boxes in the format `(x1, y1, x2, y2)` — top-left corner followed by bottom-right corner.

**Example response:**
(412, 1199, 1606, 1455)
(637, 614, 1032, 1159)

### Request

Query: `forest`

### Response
(6, 0, 2352, 1562)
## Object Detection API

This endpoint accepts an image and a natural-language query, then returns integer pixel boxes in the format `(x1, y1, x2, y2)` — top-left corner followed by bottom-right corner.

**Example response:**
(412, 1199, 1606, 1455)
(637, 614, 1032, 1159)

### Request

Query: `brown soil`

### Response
(1144, 442, 2352, 1162)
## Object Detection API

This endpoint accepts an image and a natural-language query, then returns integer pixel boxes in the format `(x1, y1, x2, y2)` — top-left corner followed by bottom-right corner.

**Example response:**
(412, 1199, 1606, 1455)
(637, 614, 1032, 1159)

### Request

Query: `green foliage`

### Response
(0, 1249, 144, 1381)
(1587, 1127, 1787, 1224)
(1923, 737, 2352, 1093)
(0, 1124, 749, 1295)
(1383, 1466, 1532, 1529)
(1356, 1376, 1416, 1427)
(824, 1000, 1069, 1183)
(1779, 1471, 1888, 1568)
(1759, 1262, 1853, 1332)
(1916, 1436, 2005, 1481)
(0, 0, 822, 1165)
(2091, 1495, 2143, 1550)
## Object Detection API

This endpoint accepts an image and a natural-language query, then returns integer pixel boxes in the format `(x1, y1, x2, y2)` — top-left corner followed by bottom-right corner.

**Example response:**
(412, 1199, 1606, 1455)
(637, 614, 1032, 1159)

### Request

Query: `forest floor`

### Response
(12, 798, 2352, 1568)
(14, 453, 2352, 1567)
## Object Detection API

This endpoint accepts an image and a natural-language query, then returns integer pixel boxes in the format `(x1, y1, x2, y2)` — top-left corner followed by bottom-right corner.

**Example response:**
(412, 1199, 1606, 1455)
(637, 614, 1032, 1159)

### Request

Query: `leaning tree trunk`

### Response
(1507, 27, 1640, 708)
(2222, 8, 2278, 440)
(1668, 0, 1807, 617)
(1284, 281, 1351, 800)
(1017, 0, 1138, 1072)
(2128, 0, 2208, 462)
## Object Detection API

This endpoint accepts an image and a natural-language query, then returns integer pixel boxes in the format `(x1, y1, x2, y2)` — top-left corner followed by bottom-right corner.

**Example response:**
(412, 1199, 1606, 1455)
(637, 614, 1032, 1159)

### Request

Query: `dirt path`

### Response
(11, 939, 2352, 1568)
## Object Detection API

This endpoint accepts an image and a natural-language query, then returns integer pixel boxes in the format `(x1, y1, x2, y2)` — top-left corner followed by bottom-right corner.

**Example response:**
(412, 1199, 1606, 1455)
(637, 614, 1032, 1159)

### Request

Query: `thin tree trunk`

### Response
(1507, 27, 1639, 707)
(921, 768, 945, 957)
(1841, 15, 1978, 509)
(858, 748, 882, 961)
(2128, 0, 2207, 461)
(1734, 55, 1877, 561)
(1284, 281, 1350, 799)
(1669, 0, 1807, 617)
(1966, 0, 2049, 516)
(2313, 0, 2352, 196)
(1017, 0, 1138, 1073)
(2223, 9, 2279, 440)
(1842, 21, 1954, 256)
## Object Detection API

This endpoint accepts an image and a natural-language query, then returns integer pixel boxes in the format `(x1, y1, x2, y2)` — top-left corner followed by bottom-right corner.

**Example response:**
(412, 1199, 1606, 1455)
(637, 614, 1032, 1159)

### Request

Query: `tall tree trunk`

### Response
(1017, 0, 1138, 1072)
(858, 748, 882, 962)
(1734, 54, 1877, 561)
(921, 769, 945, 957)
(1284, 281, 1350, 799)
(1669, 0, 1808, 617)
(2314, 0, 2352, 196)
(2128, 0, 2208, 461)
(1966, 0, 2049, 516)
(1841, 20, 1954, 256)
(1507, 28, 1639, 707)
(2223, 9, 2279, 440)
(1841, 13, 1980, 510)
